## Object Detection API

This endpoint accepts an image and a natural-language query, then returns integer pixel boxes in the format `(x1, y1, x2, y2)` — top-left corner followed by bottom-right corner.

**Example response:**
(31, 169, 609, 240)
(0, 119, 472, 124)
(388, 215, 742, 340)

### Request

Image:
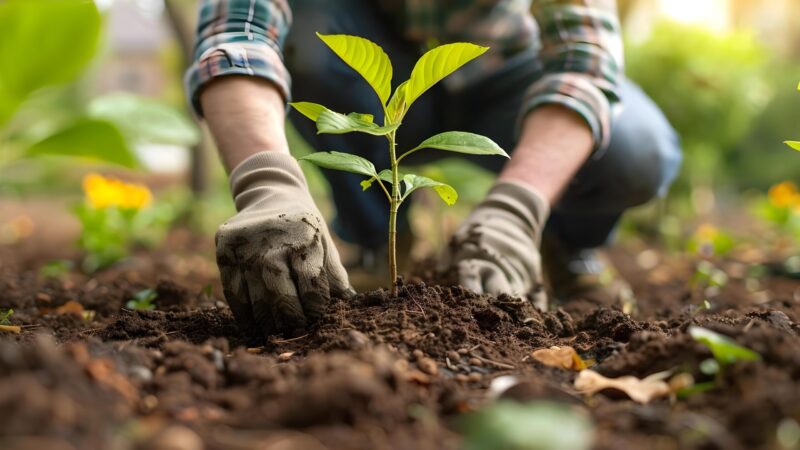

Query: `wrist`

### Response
(229, 151, 310, 211)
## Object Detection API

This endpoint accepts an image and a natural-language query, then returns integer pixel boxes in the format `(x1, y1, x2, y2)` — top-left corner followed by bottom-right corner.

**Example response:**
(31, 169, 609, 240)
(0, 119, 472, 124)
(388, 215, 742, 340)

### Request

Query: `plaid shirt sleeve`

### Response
(185, 0, 292, 117)
(526, 0, 624, 153)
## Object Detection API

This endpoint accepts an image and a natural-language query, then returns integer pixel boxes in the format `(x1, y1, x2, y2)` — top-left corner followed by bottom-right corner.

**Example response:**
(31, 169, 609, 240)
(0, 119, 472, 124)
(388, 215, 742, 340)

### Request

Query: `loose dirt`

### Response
(1, 233, 799, 450)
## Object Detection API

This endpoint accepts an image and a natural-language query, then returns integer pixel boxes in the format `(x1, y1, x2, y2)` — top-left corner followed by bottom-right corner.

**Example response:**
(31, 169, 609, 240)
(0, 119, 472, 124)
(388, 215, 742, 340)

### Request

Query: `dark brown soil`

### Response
(1, 232, 799, 450)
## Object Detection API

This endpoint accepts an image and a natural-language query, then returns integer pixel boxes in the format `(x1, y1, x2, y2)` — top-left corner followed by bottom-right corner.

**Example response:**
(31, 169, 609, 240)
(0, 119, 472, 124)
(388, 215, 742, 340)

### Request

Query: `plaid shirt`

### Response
(186, 0, 623, 151)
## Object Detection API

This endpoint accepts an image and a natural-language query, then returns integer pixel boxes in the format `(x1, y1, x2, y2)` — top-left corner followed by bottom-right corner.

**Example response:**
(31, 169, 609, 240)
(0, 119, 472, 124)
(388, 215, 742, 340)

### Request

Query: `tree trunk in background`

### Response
(164, 0, 209, 196)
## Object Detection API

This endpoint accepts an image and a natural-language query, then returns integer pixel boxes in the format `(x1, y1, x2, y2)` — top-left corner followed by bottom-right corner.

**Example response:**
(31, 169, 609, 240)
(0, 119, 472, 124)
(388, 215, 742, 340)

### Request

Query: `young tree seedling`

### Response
(291, 34, 508, 296)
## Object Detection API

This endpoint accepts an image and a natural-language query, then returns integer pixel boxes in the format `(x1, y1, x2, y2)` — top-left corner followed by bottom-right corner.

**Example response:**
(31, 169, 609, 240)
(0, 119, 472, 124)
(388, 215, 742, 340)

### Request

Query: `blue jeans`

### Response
(284, 0, 682, 251)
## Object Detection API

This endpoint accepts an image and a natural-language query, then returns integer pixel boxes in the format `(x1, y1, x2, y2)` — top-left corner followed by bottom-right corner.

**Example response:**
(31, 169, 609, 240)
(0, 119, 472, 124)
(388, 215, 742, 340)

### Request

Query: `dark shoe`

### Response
(541, 236, 635, 312)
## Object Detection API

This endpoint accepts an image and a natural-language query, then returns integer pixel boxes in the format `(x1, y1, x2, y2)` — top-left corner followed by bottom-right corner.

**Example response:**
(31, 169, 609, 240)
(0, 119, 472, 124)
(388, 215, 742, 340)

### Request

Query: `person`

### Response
(187, 0, 682, 338)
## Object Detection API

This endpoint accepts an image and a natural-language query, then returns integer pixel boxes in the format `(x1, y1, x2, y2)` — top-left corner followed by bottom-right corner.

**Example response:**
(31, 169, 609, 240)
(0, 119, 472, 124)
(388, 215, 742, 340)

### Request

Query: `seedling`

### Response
(689, 326, 760, 365)
(126, 289, 157, 311)
(0, 309, 20, 334)
(291, 34, 508, 295)
(39, 260, 74, 279)
(690, 260, 728, 299)
(676, 326, 760, 399)
(0, 309, 13, 325)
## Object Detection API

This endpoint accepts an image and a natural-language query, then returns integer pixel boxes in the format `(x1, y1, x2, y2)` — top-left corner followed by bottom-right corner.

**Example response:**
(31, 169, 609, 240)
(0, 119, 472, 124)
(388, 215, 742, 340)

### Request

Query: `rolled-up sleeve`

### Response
(526, 0, 623, 154)
(185, 0, 292, 117)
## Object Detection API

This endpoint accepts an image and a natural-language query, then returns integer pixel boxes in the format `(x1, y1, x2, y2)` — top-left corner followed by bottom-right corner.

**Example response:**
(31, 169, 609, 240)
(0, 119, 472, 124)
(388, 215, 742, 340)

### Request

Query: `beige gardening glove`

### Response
(215, 152, 353, 338)
(443, 180, 550, 310)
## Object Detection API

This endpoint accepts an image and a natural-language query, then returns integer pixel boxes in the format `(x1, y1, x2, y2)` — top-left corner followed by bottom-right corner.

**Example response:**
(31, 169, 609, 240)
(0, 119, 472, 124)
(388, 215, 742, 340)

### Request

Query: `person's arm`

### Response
(201, 76, 289, 170)
(185, 0, 293, 169)
(500, 0, 624, 203)
(185, 1, 352, 340)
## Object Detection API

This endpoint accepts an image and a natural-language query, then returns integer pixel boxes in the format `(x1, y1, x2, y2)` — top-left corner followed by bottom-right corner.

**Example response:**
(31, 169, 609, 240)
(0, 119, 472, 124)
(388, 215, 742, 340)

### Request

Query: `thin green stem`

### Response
(388, 130, 399, 297)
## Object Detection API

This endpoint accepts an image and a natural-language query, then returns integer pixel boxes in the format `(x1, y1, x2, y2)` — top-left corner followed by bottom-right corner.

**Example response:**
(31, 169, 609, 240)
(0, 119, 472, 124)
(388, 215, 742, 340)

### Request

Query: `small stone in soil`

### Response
(417, 357, 438, 376)
(412, 349, 424, 360)
(447, 351, 461, 362)
(468, 373, 483, 382)
(468, 357, 483, 367)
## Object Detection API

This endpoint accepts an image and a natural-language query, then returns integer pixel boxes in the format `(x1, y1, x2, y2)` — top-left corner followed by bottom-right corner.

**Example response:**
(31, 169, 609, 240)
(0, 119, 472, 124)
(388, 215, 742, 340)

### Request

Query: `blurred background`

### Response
(1, 0, 798, 277)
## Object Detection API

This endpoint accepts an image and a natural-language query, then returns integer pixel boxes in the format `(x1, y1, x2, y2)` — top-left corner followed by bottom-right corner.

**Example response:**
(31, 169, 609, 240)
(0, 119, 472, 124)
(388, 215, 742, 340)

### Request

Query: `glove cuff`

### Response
(486, 180, 550, 237)
(228, 151, 310, 211)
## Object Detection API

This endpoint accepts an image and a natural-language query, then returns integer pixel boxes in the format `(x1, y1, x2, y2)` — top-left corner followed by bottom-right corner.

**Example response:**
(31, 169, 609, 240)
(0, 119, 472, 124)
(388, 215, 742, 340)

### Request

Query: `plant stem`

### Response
(388, 131, 399, 296)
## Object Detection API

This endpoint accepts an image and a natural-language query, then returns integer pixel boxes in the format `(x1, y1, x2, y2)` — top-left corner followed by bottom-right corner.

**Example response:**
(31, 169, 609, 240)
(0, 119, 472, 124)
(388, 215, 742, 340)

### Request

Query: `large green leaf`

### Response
(317, 109, 399, 136)
(88, 94, 200, 146)
(402, 173, 458, 205)
(290, 101, 327, 122)
(25, 118, 138, 168)
(0, 0, 101, 126)
(785, 141, 800, 151)
(291, 102, 394, 135)
(299, 151, 378, 178)
(404, 43, 488, 110)
(689, 326, 761, 365)
(317, 33, 393, 105)
(403, 131, 509, 161)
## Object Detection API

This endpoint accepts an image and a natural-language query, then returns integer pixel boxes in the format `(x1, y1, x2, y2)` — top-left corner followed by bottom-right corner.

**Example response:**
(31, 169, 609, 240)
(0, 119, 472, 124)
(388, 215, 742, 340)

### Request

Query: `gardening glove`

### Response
(215, 151, 354, 338)
(443, 180, 550, 310)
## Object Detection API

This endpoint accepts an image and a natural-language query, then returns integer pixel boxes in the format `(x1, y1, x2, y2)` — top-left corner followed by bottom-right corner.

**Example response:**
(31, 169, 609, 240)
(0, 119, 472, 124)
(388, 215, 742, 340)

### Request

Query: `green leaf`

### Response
(317, 109, 399, 136)
(291, 102, 396, 135)
(404, 43, 488, 109)
(290, 101, 327, 122)
(407, 131, 509, 159)
(461, 401, 593, 450)
(688, 326, 761, 365)
(0, 0, 101, 126)
(25, 118, 138, 168)
(385, 80, 409, 124)
(785, 141, 800, 151)
(88, 94, 200, 146)
(316, 33, 393, 105)
(299, 151, 378, 178)
(402, 173, 458, 205)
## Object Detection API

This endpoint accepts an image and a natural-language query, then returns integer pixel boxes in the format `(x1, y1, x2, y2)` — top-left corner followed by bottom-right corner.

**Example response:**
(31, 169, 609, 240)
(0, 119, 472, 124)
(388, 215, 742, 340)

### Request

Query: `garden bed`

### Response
(1, 231, 799, 450)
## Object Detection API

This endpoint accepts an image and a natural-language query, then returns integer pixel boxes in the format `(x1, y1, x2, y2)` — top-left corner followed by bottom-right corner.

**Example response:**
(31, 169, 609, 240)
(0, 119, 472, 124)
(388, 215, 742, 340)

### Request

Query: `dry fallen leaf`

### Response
(574, 370, 671, 404)
(0, 325, 21, 334)
(40, 300, 85, 317)
(532, 346, 588, 371)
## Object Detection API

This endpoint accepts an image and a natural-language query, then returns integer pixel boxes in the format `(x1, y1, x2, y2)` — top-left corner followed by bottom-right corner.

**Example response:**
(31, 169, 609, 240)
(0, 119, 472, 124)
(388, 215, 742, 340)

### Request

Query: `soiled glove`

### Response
(215, 152, 353, 338)
(443, 181, 550, 309)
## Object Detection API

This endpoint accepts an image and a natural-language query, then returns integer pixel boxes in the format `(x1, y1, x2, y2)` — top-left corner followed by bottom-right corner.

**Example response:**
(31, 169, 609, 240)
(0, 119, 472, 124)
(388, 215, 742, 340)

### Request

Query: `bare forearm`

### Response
(499, 105, 593, 203)
(200, 76, 290, 171)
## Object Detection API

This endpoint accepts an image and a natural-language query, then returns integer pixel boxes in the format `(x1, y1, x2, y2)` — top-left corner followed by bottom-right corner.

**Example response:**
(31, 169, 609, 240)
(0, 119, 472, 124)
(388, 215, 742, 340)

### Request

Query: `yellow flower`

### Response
(694, 224, 719, 242)
(82, 173, 152, 210)
(768, 181, 799, 209)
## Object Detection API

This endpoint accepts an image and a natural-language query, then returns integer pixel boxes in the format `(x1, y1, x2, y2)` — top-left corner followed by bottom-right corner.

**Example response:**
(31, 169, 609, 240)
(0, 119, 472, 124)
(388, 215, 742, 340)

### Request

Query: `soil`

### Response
(1, 230, 799, 450)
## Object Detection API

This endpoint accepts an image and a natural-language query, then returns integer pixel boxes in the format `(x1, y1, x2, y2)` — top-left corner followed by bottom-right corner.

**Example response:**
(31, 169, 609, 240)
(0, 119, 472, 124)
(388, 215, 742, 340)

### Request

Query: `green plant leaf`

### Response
(88, 94, 200, 146)
(317, 108, 399, 135)
(360, 169, 392, 191)
(290, 101, 327, 122)
(402, 173, 458, 205)
(25, 118, 138, 168)
(785, 141, 800, 151)
(404, 43, 488, 109)
(299, 151, 378, 178)
(316, 33, 393, 105)
(0, 0, 101, 126)
(461, 401, 593, 450)
(385, 80, 409, 124)
(688, 326, 761, 365)
(405, 131, 509, 160)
